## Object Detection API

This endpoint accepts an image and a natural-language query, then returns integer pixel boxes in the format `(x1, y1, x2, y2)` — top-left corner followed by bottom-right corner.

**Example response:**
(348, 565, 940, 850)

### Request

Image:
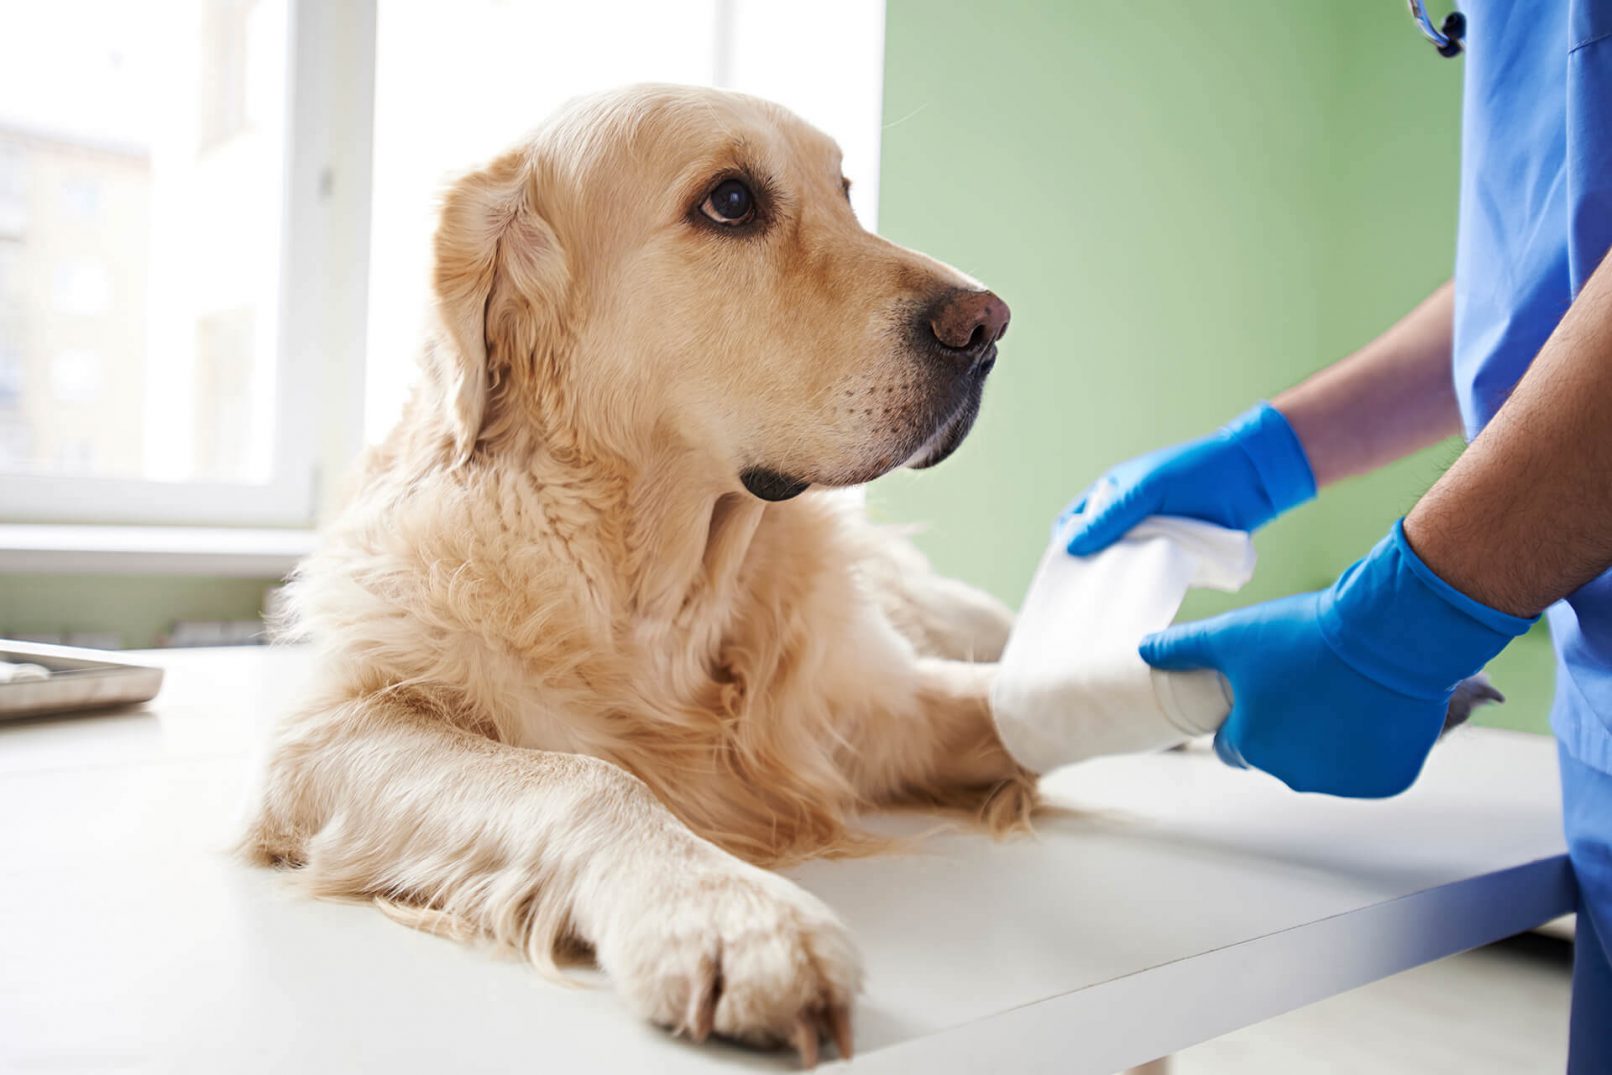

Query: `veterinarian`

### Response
(1064, 3, 1611, 1064)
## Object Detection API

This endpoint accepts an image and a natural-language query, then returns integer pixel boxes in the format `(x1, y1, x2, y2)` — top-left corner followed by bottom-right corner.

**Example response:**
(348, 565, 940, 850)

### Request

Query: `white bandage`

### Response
(990, 512, 1255, 774)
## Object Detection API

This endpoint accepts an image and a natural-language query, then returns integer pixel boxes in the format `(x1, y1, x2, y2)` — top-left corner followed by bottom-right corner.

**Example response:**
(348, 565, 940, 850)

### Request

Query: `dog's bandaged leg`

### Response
(990, 514, 1255, 773)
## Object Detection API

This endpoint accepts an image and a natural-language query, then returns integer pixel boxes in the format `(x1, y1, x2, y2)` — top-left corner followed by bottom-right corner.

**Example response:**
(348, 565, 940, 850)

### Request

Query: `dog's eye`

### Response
(701, 179, 755, 225)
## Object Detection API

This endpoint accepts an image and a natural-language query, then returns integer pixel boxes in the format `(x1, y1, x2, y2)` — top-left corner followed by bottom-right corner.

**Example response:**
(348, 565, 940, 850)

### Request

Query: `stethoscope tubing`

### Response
(1408, 0, 1466, 58)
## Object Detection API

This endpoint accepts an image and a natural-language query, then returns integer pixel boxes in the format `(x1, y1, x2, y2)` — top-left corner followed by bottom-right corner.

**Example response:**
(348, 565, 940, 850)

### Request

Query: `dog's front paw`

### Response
(597, 860, 862, 1065)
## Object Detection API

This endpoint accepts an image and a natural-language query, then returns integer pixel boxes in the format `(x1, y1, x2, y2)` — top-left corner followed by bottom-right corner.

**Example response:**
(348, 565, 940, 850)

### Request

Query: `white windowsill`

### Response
(0, 524, 317, 577)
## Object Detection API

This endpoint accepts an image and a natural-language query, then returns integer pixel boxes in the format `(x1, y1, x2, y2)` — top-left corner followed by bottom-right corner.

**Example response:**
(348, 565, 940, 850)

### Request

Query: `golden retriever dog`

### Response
(242, 84, 1029, 1064)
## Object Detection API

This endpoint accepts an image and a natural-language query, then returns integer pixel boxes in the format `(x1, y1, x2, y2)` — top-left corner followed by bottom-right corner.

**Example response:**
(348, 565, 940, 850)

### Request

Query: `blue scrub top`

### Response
(1453, 1, 1612, 774)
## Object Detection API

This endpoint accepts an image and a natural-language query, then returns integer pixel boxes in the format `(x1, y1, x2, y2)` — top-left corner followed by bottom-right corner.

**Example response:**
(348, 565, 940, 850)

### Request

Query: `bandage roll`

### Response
(989, 511, 1255, 774)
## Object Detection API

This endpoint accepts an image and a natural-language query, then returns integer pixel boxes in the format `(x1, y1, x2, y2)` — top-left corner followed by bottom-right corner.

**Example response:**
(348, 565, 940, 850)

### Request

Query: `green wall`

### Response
(0, 575, 274, 650)
(873, 1, 1556, 732)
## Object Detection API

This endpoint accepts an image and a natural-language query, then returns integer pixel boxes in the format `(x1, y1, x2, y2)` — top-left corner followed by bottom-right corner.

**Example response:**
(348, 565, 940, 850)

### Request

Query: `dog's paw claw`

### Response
(681, 951, 721, 1043)
(828, 1003, 854, 1061)
(792, 1014, 819, 1068)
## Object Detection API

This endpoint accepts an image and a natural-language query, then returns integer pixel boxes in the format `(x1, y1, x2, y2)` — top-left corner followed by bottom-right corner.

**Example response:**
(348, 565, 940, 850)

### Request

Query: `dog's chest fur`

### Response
(294, 450, 912, 860)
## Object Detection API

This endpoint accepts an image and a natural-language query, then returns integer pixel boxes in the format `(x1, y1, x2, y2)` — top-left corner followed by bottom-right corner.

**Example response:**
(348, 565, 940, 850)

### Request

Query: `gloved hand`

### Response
(1139, 520, 1536, 797)
(1063, 402, 1317, 556)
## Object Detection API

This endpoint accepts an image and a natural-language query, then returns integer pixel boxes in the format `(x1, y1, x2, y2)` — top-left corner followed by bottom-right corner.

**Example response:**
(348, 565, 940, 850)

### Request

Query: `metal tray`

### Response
(0, 639, 164, 720)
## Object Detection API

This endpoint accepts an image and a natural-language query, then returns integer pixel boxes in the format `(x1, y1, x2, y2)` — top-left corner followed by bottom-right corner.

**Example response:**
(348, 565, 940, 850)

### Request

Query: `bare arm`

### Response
(1274, 282, 1463, 487)
(1405, 255, 1612, 617)
(1061, 282, 1462, 555)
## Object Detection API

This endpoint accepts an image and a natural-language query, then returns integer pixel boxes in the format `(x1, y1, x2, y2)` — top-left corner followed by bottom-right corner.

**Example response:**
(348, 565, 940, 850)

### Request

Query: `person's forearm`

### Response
(1273, 282, 1462, 488)
(1406, 255, 1612, 617)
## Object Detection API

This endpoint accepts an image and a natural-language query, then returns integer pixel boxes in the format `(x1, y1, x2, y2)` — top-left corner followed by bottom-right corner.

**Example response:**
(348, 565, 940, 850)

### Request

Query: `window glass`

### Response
(0, 0, 288, 483)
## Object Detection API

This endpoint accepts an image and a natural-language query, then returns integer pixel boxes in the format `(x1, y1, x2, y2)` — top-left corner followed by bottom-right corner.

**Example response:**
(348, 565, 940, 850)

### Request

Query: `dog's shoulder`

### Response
(294, 443, 619, 648)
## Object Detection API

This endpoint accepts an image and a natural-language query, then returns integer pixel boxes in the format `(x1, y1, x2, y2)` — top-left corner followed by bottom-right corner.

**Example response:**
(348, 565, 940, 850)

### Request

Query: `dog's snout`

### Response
(928, 289, 1011, 358)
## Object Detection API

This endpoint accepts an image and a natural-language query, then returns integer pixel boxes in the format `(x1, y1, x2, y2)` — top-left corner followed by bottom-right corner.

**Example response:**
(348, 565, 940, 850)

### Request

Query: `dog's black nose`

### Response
(928, 288, 1010, 365)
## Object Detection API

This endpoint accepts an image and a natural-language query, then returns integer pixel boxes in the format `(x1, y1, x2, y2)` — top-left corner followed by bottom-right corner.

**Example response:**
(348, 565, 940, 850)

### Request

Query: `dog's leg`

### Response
(856, 528, 1015, 662)
(850, 657, 1038, 833)
(894, 573, 1016, 662)
(243, 694, 861, 1058)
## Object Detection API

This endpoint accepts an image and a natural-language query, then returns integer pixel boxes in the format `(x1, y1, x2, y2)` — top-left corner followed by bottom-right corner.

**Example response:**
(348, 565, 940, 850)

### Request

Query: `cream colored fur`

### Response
(242, 84, 1030, 1061)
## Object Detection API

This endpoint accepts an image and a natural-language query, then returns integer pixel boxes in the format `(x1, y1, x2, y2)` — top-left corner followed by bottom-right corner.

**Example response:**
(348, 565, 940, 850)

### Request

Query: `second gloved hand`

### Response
(1138, 520, 1537, 797)
(1063, 402, 1317, 555)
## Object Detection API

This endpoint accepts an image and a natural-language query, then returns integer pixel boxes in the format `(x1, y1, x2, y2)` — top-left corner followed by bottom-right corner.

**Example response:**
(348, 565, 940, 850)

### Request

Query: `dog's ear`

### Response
(431, 149, 567, 463)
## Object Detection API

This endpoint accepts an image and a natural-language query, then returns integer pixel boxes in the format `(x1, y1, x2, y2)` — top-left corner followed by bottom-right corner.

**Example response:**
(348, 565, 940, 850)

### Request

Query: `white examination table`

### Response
(0, 647, 1571, 1073)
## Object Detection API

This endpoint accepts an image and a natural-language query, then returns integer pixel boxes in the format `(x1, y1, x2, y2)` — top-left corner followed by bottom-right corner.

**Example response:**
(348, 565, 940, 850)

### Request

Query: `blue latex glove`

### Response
(1140, 520, 1537, 797)
(1063, 402, 1317, 556)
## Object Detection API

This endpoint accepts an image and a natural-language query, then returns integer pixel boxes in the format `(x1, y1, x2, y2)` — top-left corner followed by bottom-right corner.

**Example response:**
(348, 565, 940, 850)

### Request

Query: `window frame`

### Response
(0, 0, 376, 528)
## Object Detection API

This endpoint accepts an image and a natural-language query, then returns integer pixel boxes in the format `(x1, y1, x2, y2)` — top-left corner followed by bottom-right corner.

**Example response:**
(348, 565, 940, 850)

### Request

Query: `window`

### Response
(193, 308, 259, 481)
(0, 0, 307, 523)
(51, 260, 111, 316)
(0, 242, 19, 309)
(50, 348, 103, 405)
(0, 338, 21, 408)
(0, 0, 885, 528)
(198, 0, 254, 149)
(0, 141, 25, 237)
(60, 177, 101, 219)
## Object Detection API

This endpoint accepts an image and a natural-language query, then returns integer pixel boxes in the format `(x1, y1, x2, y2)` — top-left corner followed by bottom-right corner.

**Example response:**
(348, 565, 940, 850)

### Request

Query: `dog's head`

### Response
(430, 84, 1008, 500)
